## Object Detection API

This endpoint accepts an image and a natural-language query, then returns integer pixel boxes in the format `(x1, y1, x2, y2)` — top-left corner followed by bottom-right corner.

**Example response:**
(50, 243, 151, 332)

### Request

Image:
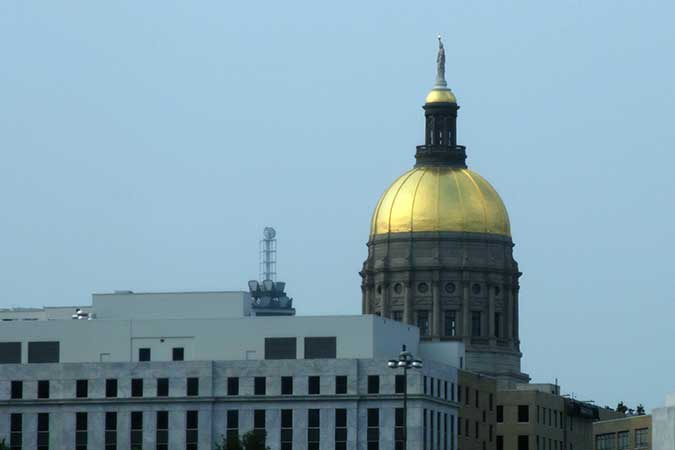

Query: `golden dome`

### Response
(370, 166, 511, 237)
(425, 87, 457, 104)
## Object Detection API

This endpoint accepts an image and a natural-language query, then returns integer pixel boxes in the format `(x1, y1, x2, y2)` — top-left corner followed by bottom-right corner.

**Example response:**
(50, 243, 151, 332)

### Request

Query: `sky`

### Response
(1, 1, 674, 411)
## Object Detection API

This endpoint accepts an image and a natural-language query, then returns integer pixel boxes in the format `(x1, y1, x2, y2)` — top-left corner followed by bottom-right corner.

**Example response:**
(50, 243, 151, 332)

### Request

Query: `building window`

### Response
(186, 410, 198, 450)
(308, 409, 320, 450)
(254, 377, 266, 395)
(518, 405, 529, 423)
(131, 378, 143, 397)
(496, 435, 504, 450)
(227, 377, 239, 396)
(475, 390, 479, 408)
(367, 408, 379, 450)
(37, 380, 49, 399)
(37, 413, 49, 450)
(443, 413, 448, 450)
(157, 378, 169, 397)
(494, 313, 502, 338)
(395, 375, 406, 394)
(76, 379, 88, 398)
(368, 375, 380, 394)
(537, 406, 540, 423)
(172, 347, 184, 361)
(490, 425, 494, 442)
(635, 428, 649, 449)
(424, 409, 428, 450)
(308, 376, 320, 395)
(471, 312, 482, 336)
(281, 376, 293, 395)
(336, 409, 348, 450)
(281, 409, 293, 450)
(465, 386, 470, 405)
(475, 420, 479, 438)
(444, 381, 448, 400)
(138, 348, 151, 361)
(28, 341, 59, 363)
(105, 412, 117, 450)
(430, 377, 435, 396)
(226, 410, 239, 442)
(496, 405, 503, 423)
(335, 376, 347, 394)
(264, 337, 297, 360)
(304, 337, 337, 359)
(596, 433, 616, 450)
(156, 411, 168, 450)
(76, 412, 87, 450)
(393, 310, 403, 322)
(417, 311, 430, 336)
(130, 412, 143, 450)
(617, 431, 629, 450)
(444, 310, 457, 336)
(0, 342, 21, 364)
(254, 409, 266, 435)
(451, 382, 456, 401)
(187, 377, 199, 396)
(10, 413, 22, 450)
(517, 435, 529, 450)
(472, 283, 481, 295)
(10, 381, 22, 399)
(105, 379, 117, 398)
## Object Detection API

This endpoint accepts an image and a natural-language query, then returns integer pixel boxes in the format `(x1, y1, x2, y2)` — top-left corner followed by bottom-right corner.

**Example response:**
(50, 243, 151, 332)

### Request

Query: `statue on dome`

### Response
(436, 35, 446, 86)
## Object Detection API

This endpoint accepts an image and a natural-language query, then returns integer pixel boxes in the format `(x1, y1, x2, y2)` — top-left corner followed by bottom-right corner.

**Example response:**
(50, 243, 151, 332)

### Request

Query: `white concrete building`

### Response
(0, 291, 463, 450)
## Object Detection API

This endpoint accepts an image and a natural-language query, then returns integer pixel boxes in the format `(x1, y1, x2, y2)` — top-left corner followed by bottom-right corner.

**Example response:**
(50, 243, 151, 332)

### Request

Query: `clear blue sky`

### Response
(1, 1, 674, 411)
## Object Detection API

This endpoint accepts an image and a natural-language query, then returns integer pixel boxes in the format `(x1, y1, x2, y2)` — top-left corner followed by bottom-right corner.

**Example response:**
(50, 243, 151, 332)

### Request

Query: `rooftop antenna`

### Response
(259, 227, 277, 282)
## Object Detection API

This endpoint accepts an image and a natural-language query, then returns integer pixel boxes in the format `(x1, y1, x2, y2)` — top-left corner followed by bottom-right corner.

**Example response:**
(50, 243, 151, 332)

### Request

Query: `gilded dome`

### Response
(425, 87, 457, 104)
(370, 167, 511, 237)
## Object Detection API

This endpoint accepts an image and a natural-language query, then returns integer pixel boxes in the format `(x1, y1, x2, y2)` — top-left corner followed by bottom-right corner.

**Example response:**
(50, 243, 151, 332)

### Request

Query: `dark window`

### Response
(518, 435, 529, 450)
(368, 375, 380, 394)
(496, 435, 504, 450)
(451, 382, 456, 401)
(157, 378, 169, 397)
(226, 410, 238, 442)
(367, 408, 379, 450)
(281, 376, 293, 395)
(0, 342, 21, 364)
(138, 348, 151, 362)
(254, 377, 266, 395)
(471, 312, 482, 337)
(186, 410, 198, 450)
(172, 347, 184, 361)
(475, 420, 479, 438)
(475, 390, 479, 407)
(335, 376, 347, 394)
(37, 380, 50, 399)
(392, 310, 403, 322)
(37, 413, 49, 450)
(308, 376, 320, 395)
(130, 412, 143, 450)
(11, 380, 22, 399)
(105, 412, 117, 450)
(395, 375, 406, 394)
(457, 384, 461, 402)
(227, 377, 239, 395)
(281, 409, 293, 450)
(308, 409, 320, 450)
(431, 377, 435, 396)
(10, 413, 22, 450)
(304, 337, 337, 359)
(28, 341, 59, 363)
(444, 381, 448, 400)
(187, 377, 199, 396)
(444, 310, 457, 336)
(417, 311, 430, 336)
(76, 379, 88, 398)
(497, 405, 503, 423)
(76, 412, 87, 450)
(131, 378, 143, 397)
(465, 386, 470, 405)
(156, 411, 169, 450)
(518, 405, 529, 423)
(494, 313, 502, 338)
(105, 379, 117, 398)
(395, 408, 405, 450)
(254, 409, 266, 430)
(336, 409, 348, 450)
(264, 337, 297, 359)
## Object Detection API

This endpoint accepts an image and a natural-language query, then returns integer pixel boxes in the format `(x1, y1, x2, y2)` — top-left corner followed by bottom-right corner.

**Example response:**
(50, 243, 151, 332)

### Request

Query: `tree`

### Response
(636, 404, 646, 415)
(616, 401, 628, 414)
(0, 438, 9, 450)
(215, 433, 243, 450)
(241, 430, 270, 450)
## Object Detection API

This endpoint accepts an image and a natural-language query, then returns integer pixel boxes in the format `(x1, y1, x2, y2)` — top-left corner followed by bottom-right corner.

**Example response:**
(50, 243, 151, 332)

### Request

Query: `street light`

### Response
(388, 345, 423, 450)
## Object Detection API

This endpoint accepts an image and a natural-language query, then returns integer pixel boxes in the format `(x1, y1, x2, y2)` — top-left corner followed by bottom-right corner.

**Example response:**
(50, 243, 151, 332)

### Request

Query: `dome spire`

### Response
(435, 35, 447, 88)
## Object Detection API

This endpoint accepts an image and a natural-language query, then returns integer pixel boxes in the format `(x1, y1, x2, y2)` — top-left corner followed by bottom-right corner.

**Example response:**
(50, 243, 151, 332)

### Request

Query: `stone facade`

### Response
(0, 358, 459, 450)
(361, 231, 527, 385)
(457, 369, 497, 450)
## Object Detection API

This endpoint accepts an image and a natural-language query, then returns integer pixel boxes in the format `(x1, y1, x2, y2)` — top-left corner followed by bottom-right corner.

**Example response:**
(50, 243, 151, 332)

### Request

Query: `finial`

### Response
(435, 35, 447, 88)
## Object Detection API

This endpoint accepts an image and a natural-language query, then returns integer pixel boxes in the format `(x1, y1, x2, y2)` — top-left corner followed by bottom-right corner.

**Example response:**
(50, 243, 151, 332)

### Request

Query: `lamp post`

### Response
(388, 345, 423, 450)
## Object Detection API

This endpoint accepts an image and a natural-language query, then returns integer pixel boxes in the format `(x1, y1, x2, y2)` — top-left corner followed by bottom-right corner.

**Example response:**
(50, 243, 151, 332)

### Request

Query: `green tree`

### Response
(616, 401, 628, 414)
(215, 433, 243, 450)
(241, 430, 270, 450)
(636, 404, 646, 415)
(0, 438, 9, 450)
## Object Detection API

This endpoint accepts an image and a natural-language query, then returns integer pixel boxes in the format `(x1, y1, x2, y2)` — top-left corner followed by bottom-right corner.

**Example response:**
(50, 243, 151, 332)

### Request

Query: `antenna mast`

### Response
(259, 227, 277, 282)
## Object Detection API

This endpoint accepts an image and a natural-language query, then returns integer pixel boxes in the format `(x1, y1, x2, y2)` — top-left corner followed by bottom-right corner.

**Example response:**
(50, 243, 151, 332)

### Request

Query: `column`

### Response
(488, 282, 496, 344)
(432, 281, 441, 338)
